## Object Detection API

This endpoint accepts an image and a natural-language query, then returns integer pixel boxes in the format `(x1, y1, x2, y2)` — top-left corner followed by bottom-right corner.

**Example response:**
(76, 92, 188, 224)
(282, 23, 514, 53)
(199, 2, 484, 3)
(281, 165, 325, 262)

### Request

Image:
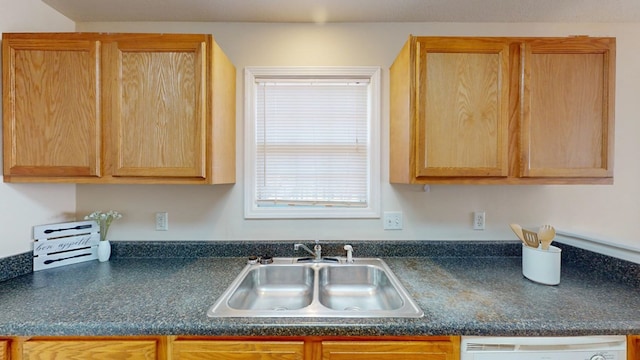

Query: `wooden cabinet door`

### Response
(21, 339, 158, 360)
(629, 335, 640, 360)
(521, 37, 615, 178)
(2, 35, 101, 179)
(104, 35, 207, 179)
(321, 339, 459, 360)
(415, 37, 510, 178)
(0, 340, 7, 360)
(172, 340, 305, 360)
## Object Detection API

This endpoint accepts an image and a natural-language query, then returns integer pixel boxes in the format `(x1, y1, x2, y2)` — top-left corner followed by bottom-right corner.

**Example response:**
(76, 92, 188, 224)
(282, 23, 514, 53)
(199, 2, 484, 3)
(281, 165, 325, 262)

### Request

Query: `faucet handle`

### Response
(313, 241, 322, 261)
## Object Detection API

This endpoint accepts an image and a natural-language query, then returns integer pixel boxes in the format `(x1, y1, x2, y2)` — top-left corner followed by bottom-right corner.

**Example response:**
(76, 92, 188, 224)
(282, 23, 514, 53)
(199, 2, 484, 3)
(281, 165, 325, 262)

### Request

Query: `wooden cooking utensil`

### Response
(537, 225, 556, 250)
(521, 228, 540, 248)
(509, 224, 534, 248)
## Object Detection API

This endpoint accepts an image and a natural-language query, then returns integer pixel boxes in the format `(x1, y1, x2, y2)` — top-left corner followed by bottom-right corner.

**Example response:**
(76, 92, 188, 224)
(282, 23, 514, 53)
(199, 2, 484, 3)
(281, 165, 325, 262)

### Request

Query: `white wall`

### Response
(68, 22, 640, 252)
(0, 6, 636, 261)
(0, 0, 76, 258)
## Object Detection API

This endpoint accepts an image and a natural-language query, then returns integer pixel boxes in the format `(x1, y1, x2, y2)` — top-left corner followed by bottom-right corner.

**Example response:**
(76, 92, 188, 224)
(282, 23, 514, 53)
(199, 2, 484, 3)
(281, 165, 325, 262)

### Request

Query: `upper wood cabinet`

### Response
(521, 37, 615, 179)
(2, 32, 236, 184)
(2, 36, 101, 179)
(105, 36, 208, 179)
(412, 37, 510, 179)
(390, 36, 615, 184)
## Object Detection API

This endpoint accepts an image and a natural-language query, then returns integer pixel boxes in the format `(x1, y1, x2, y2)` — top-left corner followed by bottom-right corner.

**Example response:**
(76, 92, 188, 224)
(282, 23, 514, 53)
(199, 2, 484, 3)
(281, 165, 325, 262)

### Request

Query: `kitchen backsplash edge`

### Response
(110, 240, 522, 259)
(0, 252, 31, 282)
(1, 240, 638, 286)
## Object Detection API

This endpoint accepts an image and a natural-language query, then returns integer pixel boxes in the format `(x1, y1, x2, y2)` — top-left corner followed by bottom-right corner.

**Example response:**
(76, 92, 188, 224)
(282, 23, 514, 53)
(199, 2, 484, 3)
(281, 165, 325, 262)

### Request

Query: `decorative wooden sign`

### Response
(33, 220, 100, 271)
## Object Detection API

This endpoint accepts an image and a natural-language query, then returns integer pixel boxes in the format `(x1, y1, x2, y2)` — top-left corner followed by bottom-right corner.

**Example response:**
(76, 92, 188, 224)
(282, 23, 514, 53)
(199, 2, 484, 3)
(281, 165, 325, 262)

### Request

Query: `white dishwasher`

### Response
(461, 335, 626, 360)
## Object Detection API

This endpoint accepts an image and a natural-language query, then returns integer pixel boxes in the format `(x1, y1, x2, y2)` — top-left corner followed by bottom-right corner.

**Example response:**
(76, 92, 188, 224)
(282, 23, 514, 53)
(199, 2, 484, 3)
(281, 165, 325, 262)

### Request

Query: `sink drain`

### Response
(272, 306, 289, 311)
(344, 306, 362, 311)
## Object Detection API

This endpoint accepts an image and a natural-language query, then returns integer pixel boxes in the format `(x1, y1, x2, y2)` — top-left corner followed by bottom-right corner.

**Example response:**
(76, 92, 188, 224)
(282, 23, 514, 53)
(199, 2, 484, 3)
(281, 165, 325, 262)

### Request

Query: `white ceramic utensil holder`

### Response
(522, 244, 561, 285)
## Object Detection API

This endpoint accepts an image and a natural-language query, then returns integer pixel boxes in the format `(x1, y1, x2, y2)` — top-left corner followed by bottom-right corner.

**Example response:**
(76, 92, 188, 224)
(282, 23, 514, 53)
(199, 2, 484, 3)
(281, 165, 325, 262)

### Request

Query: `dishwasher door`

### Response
(461, 335, 626, 360)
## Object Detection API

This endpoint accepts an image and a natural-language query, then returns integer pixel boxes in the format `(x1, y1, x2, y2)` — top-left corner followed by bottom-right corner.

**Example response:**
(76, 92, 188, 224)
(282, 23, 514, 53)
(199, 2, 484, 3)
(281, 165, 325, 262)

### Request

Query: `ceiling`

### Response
(42, 0, 640, 23)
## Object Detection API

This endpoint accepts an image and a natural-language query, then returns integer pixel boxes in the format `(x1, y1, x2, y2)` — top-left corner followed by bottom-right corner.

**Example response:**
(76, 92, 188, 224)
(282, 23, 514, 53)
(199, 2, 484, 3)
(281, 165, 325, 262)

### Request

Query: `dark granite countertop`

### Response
(0, 241, 639, 337)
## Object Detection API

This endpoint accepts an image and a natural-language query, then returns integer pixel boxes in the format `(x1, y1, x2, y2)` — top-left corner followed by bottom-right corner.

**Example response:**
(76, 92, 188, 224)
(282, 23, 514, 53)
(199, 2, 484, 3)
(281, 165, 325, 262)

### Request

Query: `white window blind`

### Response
(256, 79, 369, 207)
(244, 66, 380, 219)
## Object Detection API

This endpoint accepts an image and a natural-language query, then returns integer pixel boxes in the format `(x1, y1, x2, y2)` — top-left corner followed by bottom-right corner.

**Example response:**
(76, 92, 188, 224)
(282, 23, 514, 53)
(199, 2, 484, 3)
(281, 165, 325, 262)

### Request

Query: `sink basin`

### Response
(207, 258, 423, 318)
(318, 265, 404, 311)
(227, 265, 314, 310)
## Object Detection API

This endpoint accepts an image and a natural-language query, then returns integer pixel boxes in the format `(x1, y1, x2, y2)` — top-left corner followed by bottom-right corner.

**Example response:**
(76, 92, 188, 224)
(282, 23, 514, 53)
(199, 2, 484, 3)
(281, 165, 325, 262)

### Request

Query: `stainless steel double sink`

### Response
(207, 258, 424, 318)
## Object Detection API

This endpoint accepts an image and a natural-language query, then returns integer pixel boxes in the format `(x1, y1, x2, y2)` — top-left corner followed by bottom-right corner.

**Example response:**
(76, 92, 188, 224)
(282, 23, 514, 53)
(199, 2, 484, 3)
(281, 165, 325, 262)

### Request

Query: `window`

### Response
(244, 67, 380, 219)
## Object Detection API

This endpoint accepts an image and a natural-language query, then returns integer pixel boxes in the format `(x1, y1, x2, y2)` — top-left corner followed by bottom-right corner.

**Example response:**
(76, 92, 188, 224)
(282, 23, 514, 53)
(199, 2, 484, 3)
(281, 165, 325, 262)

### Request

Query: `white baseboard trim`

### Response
(555, 230, 640, 264)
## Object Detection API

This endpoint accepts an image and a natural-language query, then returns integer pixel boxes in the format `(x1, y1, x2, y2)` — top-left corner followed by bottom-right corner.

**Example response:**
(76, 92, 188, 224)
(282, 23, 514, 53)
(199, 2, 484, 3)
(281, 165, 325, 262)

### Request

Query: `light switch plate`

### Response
(383, 211, 403, 230)
(156, 212, 168, 231)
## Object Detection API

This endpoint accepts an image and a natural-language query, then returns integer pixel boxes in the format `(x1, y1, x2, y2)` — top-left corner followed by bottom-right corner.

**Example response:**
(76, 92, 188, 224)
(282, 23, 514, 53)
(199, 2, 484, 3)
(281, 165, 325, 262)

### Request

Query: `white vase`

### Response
(98, 240, 111, 262)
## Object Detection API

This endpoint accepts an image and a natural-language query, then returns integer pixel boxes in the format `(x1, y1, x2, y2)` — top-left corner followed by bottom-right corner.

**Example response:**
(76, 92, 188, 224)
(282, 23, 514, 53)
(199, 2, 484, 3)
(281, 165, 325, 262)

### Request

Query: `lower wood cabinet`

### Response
(1, 335, 460, 360)
(6, 334, 640, 359)
(630, 335, 640, 360)
(0, 340, 7, 360)
(321, 338, 459, 360)
(10, 337, 164, 360)
(171, 340, 305, 360)
(171, 336, 459, 360)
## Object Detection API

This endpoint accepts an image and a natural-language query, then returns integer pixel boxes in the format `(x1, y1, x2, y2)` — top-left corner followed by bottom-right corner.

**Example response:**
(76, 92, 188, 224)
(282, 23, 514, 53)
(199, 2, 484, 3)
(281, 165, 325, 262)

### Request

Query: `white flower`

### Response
(84, 210, 123, 241)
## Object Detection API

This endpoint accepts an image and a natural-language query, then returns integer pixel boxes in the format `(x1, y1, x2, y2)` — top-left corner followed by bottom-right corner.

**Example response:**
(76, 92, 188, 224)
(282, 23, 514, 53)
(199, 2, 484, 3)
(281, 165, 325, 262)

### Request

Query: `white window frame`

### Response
(244, 66, 381, 219)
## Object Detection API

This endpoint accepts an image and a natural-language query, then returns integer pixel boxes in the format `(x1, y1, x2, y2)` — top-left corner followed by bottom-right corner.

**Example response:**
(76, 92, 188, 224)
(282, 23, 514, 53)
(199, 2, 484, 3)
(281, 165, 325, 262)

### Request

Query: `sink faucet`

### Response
(343, 244, 354, 263)
(294, 240, 322, 261)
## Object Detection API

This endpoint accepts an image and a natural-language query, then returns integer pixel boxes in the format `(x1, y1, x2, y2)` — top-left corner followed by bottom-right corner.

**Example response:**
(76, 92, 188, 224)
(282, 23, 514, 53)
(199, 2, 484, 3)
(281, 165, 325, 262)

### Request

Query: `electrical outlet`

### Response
(383, 211, 403, 230)
(156, 212, 168, 231)
(473, 211, 485, 230)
